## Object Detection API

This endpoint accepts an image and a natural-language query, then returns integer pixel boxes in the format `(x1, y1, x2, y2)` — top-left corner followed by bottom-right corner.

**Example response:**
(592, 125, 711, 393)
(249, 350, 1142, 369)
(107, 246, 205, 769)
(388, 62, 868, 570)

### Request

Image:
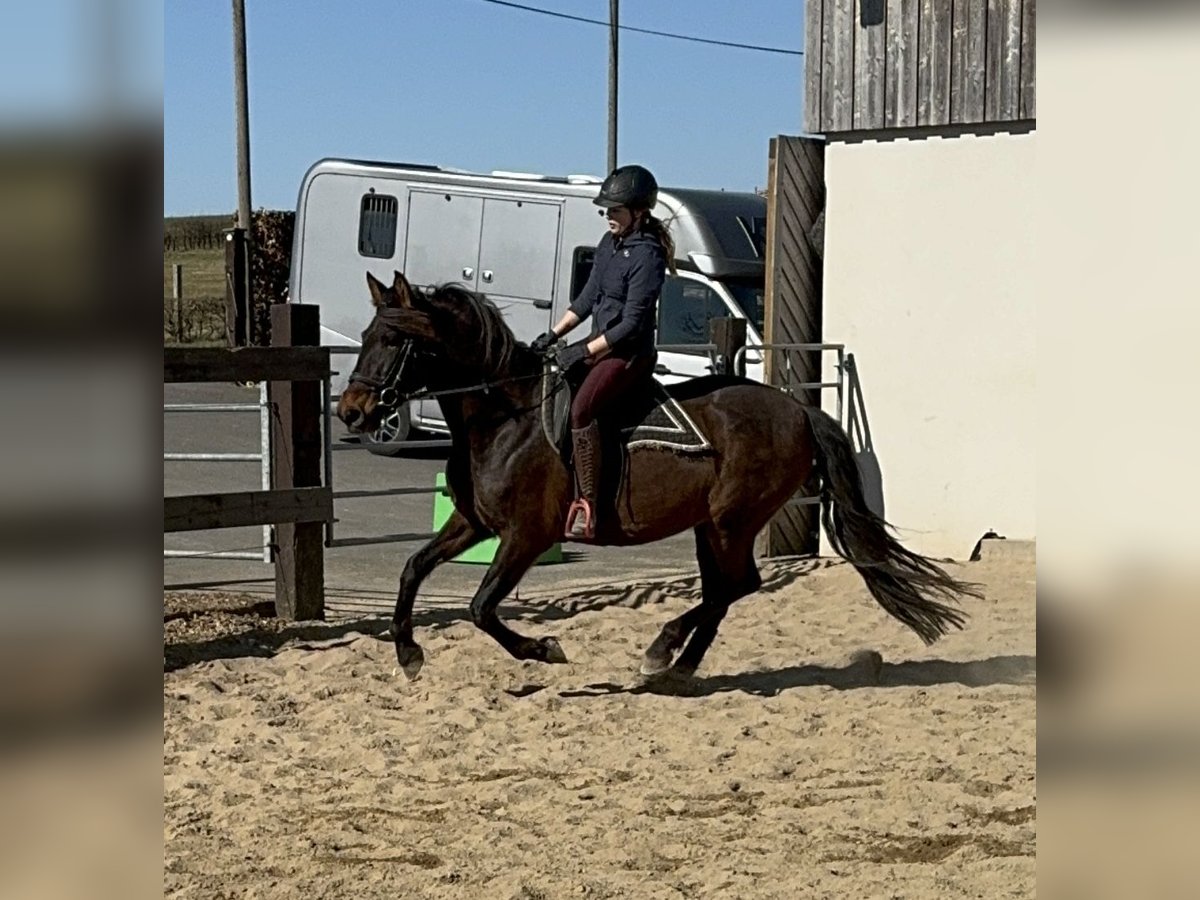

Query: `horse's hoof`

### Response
(849, 649, 883, 685)
(670, 662, 697, 680)
(640, 653, 672, 677)
(395, 643, 425, 680)
(539, 637, 569, 664)
(639, 667, 701, 696)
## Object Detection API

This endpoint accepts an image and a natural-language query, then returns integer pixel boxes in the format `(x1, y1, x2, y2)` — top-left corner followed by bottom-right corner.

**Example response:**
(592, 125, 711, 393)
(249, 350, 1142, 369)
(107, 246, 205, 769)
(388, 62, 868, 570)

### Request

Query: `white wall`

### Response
(822, 130, 1036, 559)
(1036, 17, 1200, 587)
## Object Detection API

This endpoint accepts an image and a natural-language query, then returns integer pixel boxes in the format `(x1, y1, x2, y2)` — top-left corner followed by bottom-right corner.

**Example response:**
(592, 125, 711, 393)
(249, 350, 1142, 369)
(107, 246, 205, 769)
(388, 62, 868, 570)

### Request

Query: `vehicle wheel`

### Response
(362, 404, 414, 457)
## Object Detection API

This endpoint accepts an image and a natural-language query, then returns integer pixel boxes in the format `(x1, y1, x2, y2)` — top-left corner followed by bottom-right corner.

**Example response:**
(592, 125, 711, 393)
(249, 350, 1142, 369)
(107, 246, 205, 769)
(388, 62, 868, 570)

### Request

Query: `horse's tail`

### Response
(805, 406, 979, 644)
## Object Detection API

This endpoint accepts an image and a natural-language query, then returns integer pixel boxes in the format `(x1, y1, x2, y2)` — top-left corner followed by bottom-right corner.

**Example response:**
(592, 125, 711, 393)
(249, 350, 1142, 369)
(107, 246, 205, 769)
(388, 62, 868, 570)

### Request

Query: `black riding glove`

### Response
(555, 340, 590, 370)
(530, 331, 557, 354)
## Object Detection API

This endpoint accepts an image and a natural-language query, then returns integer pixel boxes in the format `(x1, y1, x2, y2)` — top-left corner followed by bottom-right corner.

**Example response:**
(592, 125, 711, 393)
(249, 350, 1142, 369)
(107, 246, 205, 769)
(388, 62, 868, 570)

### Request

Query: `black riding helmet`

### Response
(593, 164, 658, 211)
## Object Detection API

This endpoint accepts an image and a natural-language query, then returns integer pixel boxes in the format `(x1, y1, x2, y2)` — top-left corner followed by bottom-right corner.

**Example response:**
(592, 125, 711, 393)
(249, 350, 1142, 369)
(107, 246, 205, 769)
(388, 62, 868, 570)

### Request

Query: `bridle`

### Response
(348, 335, 416, 410)
(346, 305, 568, 412)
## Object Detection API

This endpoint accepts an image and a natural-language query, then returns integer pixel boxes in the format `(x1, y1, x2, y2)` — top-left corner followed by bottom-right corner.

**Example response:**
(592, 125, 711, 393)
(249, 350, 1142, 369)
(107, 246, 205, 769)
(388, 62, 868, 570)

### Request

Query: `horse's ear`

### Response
(393, 271, 420, 309)
(366, 271, 386, 307)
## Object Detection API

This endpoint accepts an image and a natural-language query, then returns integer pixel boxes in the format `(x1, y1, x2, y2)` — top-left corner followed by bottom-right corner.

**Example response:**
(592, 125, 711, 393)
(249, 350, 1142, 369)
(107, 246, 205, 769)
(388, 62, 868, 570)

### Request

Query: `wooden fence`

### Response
(164, 305, 330, 619)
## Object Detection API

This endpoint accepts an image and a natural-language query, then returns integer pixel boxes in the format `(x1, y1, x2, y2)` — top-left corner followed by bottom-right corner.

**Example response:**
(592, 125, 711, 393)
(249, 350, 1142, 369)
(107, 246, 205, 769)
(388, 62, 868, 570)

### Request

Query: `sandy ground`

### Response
(164, 543, 1035, 899)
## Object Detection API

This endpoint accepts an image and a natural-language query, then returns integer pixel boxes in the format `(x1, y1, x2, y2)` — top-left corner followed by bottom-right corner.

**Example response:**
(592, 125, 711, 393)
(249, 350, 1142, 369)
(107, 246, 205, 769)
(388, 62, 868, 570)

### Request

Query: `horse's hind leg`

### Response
(641, 604, 709, 676)
(390, 509, 486, 678)
(641, 524, 722, 676)
(672, 523, 762, 677)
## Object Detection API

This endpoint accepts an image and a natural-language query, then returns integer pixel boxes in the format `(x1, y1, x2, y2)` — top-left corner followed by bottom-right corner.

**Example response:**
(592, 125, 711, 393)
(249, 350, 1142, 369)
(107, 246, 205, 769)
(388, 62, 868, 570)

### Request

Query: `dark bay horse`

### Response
(338, 271, 978, 680)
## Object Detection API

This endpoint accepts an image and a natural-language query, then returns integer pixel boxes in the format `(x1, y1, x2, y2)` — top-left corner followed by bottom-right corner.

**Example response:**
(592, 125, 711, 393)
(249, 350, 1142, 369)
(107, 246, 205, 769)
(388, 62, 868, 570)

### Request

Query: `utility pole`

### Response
(229, 0, 254, 345)
(232, 0, 252, 233)
(608, 0, 619, 173)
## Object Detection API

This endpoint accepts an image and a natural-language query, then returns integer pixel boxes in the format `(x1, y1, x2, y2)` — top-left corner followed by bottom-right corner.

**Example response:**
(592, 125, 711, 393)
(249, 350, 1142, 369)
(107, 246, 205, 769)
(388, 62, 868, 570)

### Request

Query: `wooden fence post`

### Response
(225, 227, 249, 347)
(709, 317, 747, 376)
(269, 303, 324, 620)
(172, 263, 184, 343)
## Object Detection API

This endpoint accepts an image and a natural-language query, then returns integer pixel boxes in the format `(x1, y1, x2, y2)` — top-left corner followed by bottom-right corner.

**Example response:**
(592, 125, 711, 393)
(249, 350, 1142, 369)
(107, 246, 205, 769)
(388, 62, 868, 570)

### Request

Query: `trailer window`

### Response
(569, 246, 595, 302)
(358, 193, 398, 258)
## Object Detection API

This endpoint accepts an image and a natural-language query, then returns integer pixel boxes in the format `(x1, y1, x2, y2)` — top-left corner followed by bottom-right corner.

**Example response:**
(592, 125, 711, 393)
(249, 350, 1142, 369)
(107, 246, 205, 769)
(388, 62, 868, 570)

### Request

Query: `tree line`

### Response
(164, 210, 296, 345)
(164, 214, 235, 252)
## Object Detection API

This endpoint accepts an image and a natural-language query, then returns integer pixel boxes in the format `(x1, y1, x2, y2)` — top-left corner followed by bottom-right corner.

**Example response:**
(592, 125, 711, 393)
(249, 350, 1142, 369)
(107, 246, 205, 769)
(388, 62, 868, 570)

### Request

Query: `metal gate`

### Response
(163, 381, 273, 562)
(322, 347, 449, 549)
(738, 342, 848, 519)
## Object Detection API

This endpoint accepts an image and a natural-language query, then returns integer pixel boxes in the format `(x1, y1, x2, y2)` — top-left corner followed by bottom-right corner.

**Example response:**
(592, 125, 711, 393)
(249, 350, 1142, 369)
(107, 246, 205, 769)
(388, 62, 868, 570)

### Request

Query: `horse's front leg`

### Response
(390, 509, 487, 678)
(468, 534, 567, 664)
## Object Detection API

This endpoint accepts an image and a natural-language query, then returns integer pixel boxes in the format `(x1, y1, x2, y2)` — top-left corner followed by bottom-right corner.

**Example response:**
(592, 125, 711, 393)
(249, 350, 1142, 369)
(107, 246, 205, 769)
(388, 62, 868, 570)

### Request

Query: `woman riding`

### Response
(530, 164, 676, 540)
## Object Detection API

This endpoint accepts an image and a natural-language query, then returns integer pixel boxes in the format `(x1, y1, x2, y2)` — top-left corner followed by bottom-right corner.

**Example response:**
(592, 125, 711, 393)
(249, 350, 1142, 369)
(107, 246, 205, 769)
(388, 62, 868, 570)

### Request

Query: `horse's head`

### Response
(337, 270, 527, 434)
(336, 270, 438, 434)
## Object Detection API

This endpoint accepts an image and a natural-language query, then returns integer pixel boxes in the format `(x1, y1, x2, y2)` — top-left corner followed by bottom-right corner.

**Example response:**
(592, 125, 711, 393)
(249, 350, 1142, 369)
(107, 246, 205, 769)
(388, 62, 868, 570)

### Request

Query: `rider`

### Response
(531, 164, 675, 540)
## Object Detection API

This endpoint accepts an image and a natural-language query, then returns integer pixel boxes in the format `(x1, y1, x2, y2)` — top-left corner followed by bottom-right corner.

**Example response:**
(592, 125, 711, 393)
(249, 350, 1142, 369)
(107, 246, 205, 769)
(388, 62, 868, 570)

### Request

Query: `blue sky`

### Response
(165, 1, 807, 215)
(1, 0, 161, 124)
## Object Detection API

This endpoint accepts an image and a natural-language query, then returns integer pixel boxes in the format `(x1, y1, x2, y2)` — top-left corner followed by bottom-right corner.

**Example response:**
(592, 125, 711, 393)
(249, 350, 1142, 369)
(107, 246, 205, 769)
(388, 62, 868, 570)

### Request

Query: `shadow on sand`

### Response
(166, 556, 853, 674)
(559, 654, 1035, 699)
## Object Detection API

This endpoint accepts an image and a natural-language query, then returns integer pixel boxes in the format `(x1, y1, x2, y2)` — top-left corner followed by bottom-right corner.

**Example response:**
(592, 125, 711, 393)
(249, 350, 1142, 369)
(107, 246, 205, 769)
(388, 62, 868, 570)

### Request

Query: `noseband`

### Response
(348, 337, 416, 409)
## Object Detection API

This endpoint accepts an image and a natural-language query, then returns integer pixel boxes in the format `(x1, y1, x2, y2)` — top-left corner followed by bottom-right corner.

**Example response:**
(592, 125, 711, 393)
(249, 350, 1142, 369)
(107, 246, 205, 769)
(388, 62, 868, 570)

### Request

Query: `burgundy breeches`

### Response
(570, 353, 656, 428)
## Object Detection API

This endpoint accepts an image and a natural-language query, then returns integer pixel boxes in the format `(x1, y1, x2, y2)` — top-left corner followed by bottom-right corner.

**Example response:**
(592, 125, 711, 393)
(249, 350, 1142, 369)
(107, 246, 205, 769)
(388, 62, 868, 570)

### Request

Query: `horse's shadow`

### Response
(505, 556, 832, 623)
(559, 654, 1036, 699)
(164, 614, 386, 673)
(164, 557, 838, 672)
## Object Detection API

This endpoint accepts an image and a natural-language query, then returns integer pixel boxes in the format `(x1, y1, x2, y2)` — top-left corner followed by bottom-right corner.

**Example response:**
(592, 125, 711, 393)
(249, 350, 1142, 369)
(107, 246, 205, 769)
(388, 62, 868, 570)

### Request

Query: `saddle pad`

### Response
(540, 365, 712, 454)
(620, 387, 712, 453)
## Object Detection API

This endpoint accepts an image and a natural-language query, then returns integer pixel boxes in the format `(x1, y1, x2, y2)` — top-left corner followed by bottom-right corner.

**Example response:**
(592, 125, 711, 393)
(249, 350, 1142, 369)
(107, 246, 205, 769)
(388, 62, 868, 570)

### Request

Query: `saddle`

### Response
(539, 362, 713, 462)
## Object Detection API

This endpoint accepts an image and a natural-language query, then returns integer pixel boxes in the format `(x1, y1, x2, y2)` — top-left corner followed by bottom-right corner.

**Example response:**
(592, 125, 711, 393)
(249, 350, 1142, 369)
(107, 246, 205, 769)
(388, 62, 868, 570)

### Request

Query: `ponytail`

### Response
(639, 213, 677, 276)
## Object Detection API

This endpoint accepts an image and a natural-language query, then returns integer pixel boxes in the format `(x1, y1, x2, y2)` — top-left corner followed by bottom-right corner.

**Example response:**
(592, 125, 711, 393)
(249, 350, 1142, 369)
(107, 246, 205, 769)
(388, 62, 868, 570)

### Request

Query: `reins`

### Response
(353, 341, 570, 418)
(399, 369, 553, 404)
(352, 287, 571, 419)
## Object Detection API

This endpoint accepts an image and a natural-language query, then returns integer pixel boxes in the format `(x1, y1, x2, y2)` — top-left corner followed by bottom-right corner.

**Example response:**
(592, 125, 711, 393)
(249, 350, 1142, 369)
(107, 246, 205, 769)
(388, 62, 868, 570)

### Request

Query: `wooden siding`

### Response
(951, 0, 988, 123)
(805, 0, 1035, 134)
(822, 0, 857, 131)
(854, 0, 886, 129)
(762, 136, 826, 557)
(1020, 0, 1036, 118)
(918, 0, 953, 125)
(885, 0, 920, 128)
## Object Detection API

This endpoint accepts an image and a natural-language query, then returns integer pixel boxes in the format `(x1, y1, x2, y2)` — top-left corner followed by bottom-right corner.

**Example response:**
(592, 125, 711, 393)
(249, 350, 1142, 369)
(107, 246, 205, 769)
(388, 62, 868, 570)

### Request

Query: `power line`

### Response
(476, 0, 804, 56)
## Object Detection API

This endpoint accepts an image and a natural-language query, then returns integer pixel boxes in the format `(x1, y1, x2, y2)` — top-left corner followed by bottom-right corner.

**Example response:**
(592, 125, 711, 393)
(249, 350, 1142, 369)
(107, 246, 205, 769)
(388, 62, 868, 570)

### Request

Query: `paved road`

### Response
(164, 383, 698, 619)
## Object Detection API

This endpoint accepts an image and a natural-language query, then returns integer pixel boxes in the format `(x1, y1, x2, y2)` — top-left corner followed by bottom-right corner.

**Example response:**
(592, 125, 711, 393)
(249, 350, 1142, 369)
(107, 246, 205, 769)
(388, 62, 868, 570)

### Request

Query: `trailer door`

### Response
(403, 190, 484, 290)
(477, 197, 560, 340)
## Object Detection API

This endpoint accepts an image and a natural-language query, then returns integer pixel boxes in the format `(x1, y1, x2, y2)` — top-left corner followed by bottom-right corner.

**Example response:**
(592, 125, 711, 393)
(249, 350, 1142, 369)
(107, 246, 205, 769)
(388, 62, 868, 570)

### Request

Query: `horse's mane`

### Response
(426, 283, 526, 376)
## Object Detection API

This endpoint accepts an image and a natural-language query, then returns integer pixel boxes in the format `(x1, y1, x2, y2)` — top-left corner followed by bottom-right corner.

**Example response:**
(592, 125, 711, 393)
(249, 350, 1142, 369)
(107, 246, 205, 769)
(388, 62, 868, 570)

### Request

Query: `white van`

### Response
(288, 159, 767, 447)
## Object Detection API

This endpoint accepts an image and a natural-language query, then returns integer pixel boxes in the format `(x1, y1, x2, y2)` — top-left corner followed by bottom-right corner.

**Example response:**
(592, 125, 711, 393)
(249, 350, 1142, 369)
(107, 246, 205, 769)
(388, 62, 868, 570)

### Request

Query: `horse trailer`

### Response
(288, 158, 768, 446)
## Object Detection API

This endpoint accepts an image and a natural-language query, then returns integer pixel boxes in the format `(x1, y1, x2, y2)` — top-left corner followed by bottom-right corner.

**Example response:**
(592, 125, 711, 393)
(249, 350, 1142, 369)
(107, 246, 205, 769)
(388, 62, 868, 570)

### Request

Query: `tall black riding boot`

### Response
(565, 421, 602, 540)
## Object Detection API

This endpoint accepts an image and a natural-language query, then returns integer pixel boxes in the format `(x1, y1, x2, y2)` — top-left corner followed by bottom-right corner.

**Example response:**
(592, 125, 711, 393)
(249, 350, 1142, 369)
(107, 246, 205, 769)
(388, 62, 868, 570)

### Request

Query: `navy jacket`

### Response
(568, 227, 667, 358)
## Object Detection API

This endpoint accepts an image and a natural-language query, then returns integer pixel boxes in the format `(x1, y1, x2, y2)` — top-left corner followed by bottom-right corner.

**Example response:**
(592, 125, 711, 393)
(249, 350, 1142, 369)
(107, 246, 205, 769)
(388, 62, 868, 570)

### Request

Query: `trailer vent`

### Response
(358, 193, 398, 258)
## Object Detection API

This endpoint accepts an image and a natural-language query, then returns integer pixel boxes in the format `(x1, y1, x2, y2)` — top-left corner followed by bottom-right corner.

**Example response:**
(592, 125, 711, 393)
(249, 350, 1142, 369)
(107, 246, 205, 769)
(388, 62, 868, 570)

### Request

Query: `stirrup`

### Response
(565, 498, 595, 540)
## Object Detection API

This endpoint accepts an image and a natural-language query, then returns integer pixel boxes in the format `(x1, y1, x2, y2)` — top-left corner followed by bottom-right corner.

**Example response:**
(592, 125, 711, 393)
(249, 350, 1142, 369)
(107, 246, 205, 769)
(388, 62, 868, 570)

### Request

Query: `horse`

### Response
(337, 270, 978, 680)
